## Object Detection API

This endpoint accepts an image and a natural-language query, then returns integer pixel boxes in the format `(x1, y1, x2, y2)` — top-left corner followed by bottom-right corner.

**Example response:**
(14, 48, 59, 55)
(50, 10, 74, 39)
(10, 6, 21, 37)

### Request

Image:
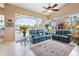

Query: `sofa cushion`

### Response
(38, 33, 43, 36)
(37, 29, 43, 33)
(30, 30, 38, 34)
(56, 29, 71, 35)
(52, 35, 68, 38)
(56, 30, 62, 35)
(62, 30, 71, 36)
(32, 34, 38, 37)
(42, 32, 46, 35)
(33, 36, 41, 39)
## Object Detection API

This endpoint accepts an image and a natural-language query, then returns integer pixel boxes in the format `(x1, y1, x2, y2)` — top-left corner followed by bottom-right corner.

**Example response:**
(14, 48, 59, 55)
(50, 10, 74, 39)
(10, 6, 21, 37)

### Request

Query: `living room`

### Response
(0, 3, 79, 56)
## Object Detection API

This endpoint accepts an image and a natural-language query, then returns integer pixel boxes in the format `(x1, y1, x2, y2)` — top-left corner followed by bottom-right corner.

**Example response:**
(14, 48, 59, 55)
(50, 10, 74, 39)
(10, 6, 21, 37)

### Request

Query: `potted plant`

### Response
(20, 25, 28, 37)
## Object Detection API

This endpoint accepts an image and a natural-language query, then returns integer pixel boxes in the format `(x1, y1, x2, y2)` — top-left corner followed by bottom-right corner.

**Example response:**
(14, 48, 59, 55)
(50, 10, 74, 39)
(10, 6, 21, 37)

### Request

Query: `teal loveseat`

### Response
(29, 29, 51, 44)
(52, 29, 71, 43)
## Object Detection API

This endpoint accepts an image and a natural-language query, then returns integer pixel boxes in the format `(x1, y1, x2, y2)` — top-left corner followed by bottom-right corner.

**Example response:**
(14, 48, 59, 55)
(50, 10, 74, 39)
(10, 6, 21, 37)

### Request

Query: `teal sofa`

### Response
(29, 29, 51, 44)
(52, 29, 71, 43)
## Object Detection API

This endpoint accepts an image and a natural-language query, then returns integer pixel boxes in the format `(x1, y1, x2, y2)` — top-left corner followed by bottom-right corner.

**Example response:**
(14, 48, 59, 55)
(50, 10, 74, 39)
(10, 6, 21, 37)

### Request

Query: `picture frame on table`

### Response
(6, 19, 14, 27)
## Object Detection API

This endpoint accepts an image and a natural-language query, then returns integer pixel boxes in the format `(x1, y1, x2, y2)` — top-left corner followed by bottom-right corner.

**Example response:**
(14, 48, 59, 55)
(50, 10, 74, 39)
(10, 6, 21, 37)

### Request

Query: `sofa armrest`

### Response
(67, 34, 71, 37)
(67, 34, 72, 41)
(45, 32, 49, 35)
(52, 32, 56, 35)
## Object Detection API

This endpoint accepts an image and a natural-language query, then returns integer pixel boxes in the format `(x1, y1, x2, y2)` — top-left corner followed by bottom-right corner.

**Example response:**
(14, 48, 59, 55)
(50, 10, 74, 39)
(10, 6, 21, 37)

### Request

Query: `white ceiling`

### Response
(10, 3, 66, 15)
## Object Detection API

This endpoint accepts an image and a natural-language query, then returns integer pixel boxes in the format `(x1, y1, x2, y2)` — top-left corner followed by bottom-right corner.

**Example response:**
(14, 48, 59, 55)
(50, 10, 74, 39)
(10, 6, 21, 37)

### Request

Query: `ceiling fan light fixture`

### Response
(48, 9, 52, 13)
(42, 3, 59, 14)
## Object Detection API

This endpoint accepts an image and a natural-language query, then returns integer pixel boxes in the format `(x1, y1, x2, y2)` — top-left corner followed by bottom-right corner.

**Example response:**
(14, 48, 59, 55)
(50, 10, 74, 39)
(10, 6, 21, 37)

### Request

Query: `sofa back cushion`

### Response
(38, 29, 47, 36)
(29, 30, 38, 37)
(29, 29, 45, 36)
(62, 30, 71, 36)
(56, 29, 71, 35)
(56, 29, 62, 35)
(30, 30, 38, 34)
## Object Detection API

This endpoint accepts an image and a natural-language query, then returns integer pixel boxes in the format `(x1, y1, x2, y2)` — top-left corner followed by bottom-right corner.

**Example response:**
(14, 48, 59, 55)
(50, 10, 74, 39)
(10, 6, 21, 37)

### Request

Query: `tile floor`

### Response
(69, 41, 79, 56)
(0, 42, 35, 56)
(0, 40, 79, 56)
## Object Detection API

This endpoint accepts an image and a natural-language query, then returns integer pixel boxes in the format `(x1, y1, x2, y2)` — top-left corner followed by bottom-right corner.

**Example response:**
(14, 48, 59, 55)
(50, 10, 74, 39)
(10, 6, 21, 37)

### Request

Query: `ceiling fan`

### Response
(42, 3, 59, 13)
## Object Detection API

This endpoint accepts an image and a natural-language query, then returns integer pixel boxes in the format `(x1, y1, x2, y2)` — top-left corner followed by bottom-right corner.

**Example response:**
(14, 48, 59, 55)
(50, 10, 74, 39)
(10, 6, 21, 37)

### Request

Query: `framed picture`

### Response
(6, 19, 14, 27)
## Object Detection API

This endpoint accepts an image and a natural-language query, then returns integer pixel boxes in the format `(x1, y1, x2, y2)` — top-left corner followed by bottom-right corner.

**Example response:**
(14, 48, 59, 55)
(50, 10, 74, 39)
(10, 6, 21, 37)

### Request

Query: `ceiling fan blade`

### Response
(43, 7, 48, 9)
(41, 10, 47, 13)
(52, 4, 58, 8)
(52, 9, 59, 11)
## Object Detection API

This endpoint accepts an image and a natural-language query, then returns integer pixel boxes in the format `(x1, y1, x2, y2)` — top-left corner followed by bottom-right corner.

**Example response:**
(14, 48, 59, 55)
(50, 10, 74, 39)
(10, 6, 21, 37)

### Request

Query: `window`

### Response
(15, 17, 41, 26)
(0, 15, 4, 33)
(15, 14, 42, 31)
(50, 13, 79, 30)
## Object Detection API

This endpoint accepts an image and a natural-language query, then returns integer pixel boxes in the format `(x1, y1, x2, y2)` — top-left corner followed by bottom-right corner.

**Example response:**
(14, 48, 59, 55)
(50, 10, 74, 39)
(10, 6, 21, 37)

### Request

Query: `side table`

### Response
(21, 36, 29, 46)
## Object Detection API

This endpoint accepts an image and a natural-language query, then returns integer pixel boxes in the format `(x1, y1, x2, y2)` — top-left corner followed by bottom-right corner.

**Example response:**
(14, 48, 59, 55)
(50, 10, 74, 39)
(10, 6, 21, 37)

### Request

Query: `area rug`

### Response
(30, 40, 74, 56)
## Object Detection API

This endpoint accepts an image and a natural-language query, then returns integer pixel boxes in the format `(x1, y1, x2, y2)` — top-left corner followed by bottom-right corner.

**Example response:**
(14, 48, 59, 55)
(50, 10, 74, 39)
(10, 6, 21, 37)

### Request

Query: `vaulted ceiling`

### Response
(9, 3, 66, 15)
